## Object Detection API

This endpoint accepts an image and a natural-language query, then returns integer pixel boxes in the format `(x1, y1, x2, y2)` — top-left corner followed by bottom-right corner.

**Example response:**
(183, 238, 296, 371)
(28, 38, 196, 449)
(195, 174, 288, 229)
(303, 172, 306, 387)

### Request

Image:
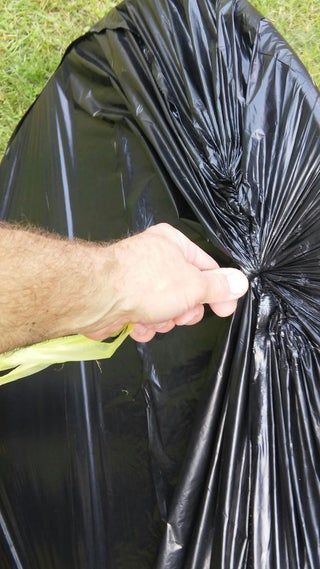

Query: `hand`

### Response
(79, 223, 249, 343)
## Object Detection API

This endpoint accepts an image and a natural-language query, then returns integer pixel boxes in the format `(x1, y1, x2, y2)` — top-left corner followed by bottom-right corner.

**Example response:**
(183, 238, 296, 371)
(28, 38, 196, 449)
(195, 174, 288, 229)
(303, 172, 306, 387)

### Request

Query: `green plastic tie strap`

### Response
(0, 325, 132, 386)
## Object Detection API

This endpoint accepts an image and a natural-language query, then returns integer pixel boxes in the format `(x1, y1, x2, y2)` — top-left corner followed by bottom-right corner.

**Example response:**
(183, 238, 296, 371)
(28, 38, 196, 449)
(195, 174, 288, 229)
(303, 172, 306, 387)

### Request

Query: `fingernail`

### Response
(223, 269, 249, 297)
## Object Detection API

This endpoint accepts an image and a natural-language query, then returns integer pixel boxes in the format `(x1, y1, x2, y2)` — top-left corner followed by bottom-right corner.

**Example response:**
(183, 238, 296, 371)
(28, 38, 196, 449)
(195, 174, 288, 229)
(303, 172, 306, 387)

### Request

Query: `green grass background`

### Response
(0, 0, 319, 159)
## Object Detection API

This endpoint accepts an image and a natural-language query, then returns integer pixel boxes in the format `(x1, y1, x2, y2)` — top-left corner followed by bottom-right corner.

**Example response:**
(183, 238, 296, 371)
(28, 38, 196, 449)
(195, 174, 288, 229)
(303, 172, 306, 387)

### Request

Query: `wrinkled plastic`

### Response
(0, 326, 131, 385)
(0, 0, 319, 568)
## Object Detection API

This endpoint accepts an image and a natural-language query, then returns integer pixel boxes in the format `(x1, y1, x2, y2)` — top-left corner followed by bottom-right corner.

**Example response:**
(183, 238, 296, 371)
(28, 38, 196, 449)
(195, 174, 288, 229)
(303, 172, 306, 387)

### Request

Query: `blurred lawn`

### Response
(0, 0, 319, 159)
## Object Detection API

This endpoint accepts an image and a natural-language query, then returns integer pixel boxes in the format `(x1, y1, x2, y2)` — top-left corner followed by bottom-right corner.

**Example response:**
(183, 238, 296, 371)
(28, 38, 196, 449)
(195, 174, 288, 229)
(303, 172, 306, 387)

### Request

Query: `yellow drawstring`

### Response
(0, 325, 132, 386)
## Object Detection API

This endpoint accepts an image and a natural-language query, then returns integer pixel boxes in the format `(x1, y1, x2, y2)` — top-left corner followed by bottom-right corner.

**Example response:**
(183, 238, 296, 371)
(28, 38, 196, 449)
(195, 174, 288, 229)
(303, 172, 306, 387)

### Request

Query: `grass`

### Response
(0, 0, 319, 159)
(252, 0, 320, 84)
(0, 0, 116, 159)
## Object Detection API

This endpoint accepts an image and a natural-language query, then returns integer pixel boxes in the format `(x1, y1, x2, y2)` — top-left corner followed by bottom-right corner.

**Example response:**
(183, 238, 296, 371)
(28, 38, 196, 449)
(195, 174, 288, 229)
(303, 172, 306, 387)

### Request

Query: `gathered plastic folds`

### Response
(0, 0, 319, 567)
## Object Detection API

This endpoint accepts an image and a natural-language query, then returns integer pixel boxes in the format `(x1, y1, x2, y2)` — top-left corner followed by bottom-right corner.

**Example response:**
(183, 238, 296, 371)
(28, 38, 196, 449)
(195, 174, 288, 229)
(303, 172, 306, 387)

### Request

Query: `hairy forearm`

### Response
(0, 222, 248, 352)
(0, 223, 115, 353)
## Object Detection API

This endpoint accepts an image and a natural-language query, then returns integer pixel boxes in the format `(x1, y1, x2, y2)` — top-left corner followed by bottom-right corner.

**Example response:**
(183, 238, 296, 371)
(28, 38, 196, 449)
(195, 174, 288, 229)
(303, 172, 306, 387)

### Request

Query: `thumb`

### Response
(201, 268, 249, 304)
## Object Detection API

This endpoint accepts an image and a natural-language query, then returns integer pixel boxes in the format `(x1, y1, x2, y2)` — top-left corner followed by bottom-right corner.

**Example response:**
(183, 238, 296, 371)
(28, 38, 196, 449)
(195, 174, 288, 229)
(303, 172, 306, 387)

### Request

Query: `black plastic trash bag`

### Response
(0, 0, 319, 567)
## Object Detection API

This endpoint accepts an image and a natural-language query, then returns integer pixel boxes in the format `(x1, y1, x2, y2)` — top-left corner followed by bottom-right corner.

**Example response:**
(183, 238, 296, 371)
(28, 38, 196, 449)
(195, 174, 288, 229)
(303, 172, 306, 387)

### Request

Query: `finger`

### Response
(134, 321, 176, 334)
(130, 323, 150, 335)
(175, 305, 204, 326)
(210, 300, 238, 317)
(201, 268, 248, 304)
(184, 306, 205, 326)
(149, 223, 219, 271)
(132, 321, 175, 333)
(154, 320, 176, 333)
(130, 326, 156, 343)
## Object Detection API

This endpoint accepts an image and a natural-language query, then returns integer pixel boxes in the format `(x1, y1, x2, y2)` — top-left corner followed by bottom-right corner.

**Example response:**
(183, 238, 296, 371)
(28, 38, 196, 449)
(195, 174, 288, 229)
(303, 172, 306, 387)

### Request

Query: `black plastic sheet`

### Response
(0, 0, 319, 567)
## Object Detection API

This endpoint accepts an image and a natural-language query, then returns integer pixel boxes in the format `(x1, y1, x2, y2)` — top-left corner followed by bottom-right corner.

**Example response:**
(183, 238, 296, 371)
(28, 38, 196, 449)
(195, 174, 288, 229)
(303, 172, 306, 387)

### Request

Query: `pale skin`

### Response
(0, 222, 248, 353)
